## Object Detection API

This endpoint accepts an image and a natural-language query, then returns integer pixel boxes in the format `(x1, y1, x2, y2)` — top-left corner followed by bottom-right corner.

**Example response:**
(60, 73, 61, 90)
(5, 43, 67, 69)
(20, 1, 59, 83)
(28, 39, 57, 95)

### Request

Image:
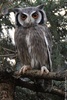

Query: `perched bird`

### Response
(14, 4, 52, 88)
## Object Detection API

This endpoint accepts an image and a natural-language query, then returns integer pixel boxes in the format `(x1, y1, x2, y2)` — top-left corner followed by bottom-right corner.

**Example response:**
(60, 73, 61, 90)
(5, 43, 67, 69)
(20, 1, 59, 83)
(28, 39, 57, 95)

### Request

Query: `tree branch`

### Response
(13, 69, 66, 97)
(14, 69, 67, 81)
(15, 78, 65, 98)
(0, 70, 66, 97)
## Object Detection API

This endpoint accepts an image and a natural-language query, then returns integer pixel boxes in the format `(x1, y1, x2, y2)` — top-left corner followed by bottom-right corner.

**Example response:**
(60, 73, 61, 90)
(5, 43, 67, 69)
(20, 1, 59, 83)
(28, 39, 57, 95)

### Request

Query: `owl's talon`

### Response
(19, 65, 31, 74)
(41, 66, 49, 75)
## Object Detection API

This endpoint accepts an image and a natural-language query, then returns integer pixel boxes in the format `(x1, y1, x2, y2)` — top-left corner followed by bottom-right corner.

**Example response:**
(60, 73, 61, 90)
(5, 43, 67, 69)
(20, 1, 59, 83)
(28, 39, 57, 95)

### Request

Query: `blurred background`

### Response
(0, 0, 67, 100)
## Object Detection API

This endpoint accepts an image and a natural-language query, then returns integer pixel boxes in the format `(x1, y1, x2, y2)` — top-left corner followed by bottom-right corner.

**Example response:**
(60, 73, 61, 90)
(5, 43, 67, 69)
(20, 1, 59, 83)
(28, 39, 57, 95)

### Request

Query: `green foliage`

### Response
(0, 0, 67, 100)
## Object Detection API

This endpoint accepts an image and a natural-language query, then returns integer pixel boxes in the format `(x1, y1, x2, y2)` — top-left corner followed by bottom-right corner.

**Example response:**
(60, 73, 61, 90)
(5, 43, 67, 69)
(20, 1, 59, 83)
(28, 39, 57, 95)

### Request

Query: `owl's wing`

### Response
(44, 25, 52, 53)
(42, 25, 52, 71)
(44, 34, 52, 71)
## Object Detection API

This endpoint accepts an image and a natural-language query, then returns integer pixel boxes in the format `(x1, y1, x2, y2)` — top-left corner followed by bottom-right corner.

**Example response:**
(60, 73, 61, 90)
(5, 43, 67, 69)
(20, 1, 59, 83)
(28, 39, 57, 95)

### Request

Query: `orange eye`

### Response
(32, 12, 39, 19)
(21, 14, 27, 20)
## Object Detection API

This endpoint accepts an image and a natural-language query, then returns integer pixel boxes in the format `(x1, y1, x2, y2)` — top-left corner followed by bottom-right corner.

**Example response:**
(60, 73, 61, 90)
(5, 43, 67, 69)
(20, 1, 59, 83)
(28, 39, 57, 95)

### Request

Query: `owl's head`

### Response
(14, 4, 47, 28)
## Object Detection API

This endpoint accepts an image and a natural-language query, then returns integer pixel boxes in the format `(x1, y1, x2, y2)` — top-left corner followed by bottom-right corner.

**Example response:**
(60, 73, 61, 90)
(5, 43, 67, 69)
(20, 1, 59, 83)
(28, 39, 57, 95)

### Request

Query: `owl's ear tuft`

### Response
(37, 4, 45, 10)
(12, 8, 21, 13)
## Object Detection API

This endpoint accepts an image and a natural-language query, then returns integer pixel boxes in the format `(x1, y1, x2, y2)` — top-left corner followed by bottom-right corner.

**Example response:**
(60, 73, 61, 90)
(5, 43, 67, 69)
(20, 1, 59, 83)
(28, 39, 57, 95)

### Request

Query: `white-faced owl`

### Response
(14, 4, 52, 88)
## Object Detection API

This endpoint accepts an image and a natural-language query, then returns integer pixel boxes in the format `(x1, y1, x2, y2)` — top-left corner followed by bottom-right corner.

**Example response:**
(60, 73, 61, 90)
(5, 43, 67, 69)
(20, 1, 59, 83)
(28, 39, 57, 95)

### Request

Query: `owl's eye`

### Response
(21, 14, 27, 20)
(32, 12, 39, 19)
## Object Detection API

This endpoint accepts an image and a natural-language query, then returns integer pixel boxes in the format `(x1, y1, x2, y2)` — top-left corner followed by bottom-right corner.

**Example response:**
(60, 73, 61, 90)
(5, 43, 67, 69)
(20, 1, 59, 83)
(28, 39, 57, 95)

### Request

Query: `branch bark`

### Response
(0, 83, 14, 100)
(14, 69, 67, 81)
(0, 72, 15, 100)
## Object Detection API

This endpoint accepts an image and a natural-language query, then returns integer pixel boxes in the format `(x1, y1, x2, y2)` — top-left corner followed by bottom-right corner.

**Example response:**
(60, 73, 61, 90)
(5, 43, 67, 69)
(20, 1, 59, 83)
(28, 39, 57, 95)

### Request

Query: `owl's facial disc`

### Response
(18, 11, 41, 27)
(18, 13, 29, 27)
(31, 11, 42, 24)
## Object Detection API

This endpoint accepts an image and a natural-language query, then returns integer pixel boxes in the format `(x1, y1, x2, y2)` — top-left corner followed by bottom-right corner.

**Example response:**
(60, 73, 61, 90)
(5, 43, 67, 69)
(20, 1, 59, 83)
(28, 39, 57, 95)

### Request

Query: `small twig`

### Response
(1, 46, 17, 53)
(0, 54, 17, 57)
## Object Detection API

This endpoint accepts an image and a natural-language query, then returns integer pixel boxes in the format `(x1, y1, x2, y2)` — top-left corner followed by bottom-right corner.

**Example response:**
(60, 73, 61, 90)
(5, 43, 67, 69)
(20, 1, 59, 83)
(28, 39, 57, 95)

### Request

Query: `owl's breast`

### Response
(15, 26, 50, 69)
(15, 27, 31, 65)
(25, 26, 49, 69)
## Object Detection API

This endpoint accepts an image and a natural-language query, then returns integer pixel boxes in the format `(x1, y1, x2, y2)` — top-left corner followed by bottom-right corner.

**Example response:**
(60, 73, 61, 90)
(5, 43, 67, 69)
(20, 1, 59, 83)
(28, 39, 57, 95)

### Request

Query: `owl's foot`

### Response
(13, 65, 31, 78)
(19, 65, 32, 74)
(41, 66, 49, 75)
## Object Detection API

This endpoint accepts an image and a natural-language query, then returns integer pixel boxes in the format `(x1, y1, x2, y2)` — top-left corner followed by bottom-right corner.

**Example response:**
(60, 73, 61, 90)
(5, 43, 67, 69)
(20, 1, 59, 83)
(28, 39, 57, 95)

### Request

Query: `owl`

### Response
(14, 4, 52, 77)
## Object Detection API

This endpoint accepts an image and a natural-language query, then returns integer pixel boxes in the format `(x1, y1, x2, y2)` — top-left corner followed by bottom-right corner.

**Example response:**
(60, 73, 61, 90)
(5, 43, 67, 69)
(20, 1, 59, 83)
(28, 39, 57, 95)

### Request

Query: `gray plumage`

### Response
(14, 4, 52, 75)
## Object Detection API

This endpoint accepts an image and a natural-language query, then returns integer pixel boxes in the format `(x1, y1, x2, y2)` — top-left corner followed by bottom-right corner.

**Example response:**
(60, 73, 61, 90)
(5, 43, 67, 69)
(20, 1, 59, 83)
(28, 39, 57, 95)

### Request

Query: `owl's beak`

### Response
(26, 19, 32, 26)
(29, 20, 32, 25)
